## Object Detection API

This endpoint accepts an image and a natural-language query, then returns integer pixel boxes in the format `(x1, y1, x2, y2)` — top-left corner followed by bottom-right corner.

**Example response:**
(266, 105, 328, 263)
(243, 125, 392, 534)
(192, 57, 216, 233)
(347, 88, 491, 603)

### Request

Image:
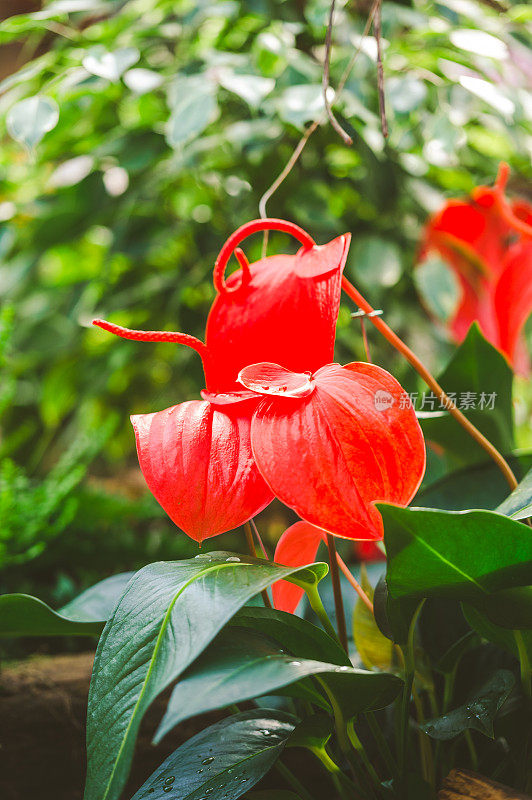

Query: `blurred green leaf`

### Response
(6, 96, 59, 148)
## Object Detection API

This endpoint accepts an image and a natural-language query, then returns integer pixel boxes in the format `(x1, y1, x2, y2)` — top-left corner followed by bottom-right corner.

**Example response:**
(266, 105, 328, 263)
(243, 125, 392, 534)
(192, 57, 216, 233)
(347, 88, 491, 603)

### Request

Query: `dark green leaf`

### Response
(419, 598, 478, 673)
(84, 553, 327, 800)
(421, 669, 515, 740)
(230, 606, 402, 715)
(130, 710, 297, 800)
(373, 576, 418, 645)
(287, 714, 333, 750)
(155, 626, 401, 742)
(463, 605, 532, 662)
(421, 324, 514, 465)
(0, 572, 133, 637)
(382, 505, 532, 603)
(416, 454, 532, 512)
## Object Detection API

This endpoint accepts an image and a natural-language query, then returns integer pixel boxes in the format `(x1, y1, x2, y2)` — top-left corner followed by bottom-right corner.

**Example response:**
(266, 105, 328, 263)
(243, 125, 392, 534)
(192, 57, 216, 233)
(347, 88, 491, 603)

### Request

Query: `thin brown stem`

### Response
(342, 276, 518, 490)
(323, 0, 353, 146)
(326, 535, 349, 652)
(336, 554, 374, 614)
(374, 1, 388, 138)
(258, 0, 380, 226)
(244, 522, 272, 608)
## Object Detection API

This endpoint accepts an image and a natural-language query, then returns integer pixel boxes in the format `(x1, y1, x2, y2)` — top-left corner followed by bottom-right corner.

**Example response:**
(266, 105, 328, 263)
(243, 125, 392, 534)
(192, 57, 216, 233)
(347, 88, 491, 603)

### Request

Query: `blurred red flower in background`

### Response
(419, 163, 532, 374)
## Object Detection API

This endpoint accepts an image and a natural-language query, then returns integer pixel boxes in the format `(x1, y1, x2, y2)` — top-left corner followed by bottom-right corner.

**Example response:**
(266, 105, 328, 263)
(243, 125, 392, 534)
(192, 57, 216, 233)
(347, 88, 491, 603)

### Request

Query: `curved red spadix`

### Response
(418, 163, 532, 373)
(250, 362, 426, 540)
(205, 222, 351, 392)
(272, 521, 324, 614)
(131, 401, 273, 542)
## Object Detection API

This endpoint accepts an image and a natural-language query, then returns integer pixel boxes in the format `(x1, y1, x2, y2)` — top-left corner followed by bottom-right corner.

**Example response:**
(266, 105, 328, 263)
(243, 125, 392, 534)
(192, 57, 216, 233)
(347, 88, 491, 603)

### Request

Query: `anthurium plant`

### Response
(2, 195, 532, 800)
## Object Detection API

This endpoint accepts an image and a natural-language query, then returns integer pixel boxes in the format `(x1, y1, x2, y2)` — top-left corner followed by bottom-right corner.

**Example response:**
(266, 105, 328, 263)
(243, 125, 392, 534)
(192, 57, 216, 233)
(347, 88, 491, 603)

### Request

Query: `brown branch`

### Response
(323, 0, 353, 146)
(258, 0, 380, 224)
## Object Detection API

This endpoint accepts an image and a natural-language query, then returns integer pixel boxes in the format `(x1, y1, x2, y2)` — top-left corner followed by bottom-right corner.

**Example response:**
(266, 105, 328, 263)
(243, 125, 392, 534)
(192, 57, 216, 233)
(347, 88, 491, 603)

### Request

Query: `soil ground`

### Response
(0, 652, 228, 800)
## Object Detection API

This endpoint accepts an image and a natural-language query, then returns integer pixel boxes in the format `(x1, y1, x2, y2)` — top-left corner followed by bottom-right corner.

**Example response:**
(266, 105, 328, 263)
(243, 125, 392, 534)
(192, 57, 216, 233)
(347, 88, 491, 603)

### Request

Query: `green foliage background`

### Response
(0, 0, 531, 601)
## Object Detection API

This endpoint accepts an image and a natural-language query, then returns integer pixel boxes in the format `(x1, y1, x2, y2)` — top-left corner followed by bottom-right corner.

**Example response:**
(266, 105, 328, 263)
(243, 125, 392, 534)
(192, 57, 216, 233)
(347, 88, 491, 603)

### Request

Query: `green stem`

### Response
(464, 730, 478, 771)
(306, 584, 344, 646)
(347, 719, 382, 798)
(397, 602, 424, 798)
(514, 629, 532, 699)
(276, 761, 315, 800)
(310, 746, 362, 800)
(365, 711, 397, 780)
(316, 677, 351, 756)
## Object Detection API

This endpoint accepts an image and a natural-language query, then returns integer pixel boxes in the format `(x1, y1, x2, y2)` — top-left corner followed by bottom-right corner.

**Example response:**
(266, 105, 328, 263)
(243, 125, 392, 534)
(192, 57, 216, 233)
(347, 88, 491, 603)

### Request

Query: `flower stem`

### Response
(305, 584, 343, 646)
(365, 711, 397, 779)
(276, 761, 315, 800)
(396, 603, 423, 797)
(312, 747, 362, 800)
(326, 534, 349, 652)
(244, 521, 272, 608)
(336, 553, 374, 613)
(341, 277, 518, 491)
(514, 629, 532, 699)
(347, 719, 383, 798)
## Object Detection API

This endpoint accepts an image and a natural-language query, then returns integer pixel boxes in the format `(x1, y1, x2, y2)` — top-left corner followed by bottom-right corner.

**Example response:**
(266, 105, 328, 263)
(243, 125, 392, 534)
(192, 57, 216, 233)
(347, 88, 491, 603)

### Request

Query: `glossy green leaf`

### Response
(84, 553, 327, 800)
(373, 576, 419, 645)
(155, 625, 401, 742)
(230, 606, 402, 716)
(419, 598, 478, 674)
(421, 669, 515, 740)
(6, 95, 59, 148)
(496, 467, 532, 521)
(130, 710, 297, 800)
(463, 605, 532, 662)
(0, 572, 133, 638)
(382, 505, 532, 604)
(287, 714, 333, 751)
(421, 324, 514, 464)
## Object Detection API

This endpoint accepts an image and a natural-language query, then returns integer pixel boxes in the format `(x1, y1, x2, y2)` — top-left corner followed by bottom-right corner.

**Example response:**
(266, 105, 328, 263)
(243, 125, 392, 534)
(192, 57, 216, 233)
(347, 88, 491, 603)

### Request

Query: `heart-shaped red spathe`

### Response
(131, 400, 273, 543)
(205, 232, 350, 393)
(249, 362, 426, 540)
(272, 521, 325, 613)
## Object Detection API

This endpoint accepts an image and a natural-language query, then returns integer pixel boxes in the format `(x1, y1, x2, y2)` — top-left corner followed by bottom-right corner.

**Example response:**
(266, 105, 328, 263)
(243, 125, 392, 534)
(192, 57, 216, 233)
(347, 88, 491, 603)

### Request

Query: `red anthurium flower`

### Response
(272, 521, 386, 614)
(92, 219, 350, 542)
(131, 401, 273, 542)
(419, 163, 532, 373)
(206, 219, 351, 393)
(272, 522, 325, 613)
(240, 361, 425, 541)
